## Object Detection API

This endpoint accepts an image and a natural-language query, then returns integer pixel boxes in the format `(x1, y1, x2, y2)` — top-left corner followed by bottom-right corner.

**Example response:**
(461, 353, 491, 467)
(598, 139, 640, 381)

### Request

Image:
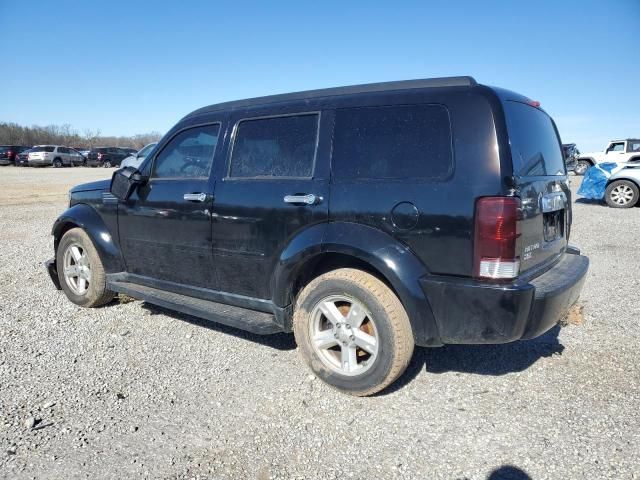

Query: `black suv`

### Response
(562, 143, 580, 172)
(86, 147, 129, 168)
(0, 145, 30, 165)
(46, 77, 589, 396)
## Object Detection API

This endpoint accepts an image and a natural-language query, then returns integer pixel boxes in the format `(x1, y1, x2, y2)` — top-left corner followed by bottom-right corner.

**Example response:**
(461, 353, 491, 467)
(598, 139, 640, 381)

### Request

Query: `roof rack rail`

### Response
(188, 76, 477, 117)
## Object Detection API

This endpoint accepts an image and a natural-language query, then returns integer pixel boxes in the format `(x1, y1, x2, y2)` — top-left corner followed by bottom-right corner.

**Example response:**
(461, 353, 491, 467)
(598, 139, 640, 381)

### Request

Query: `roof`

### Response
(186, 76, 477, 118)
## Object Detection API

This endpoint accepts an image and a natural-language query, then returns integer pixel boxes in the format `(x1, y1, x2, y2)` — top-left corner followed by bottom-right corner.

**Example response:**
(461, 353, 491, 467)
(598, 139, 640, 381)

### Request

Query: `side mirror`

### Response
(110, 166, 146, 201)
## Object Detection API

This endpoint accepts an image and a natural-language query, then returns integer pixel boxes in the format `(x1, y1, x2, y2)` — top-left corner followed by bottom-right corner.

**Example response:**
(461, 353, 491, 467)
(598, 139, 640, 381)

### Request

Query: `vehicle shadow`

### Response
(487, 465, 532, 479)
(382, 325, 564, 395)
(139, 303, 297, 351)
(574, 198, 604, 206)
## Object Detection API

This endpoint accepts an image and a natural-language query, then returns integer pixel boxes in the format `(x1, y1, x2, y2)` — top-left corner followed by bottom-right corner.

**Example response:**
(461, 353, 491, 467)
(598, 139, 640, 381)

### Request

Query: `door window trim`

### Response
(224, 111, 321, 181)
(147, 121, 222, 182)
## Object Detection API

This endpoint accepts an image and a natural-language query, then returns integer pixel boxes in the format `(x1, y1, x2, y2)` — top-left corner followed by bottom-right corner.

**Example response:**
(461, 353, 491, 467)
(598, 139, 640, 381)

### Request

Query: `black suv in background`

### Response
(86, 147, 129, 168)
(0, 145, 31, 165)
(46, 77, 589, 396)
(562, 143, 580, 172)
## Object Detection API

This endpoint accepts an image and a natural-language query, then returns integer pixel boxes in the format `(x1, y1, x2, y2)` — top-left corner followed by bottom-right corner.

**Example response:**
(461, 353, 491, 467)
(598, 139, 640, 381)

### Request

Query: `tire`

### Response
(56, 228, 115, 307)
(293, 268, 414, 396)
(605, 180, 639, 208)
(53, 158, 62, 168)
(574, 160, 591, 176)
(103, 160, 112, 168)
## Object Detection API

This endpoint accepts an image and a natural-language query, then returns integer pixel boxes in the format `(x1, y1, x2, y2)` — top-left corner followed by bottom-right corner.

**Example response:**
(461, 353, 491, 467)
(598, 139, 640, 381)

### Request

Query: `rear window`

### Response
(332, 104, 453, 180)
(0, 147, 9, 153)
(504, 101, 565, 176)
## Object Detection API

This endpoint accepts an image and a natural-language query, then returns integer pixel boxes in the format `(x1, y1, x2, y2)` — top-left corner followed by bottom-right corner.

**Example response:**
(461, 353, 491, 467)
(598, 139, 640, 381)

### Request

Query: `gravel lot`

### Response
(0, 167, 638, 479)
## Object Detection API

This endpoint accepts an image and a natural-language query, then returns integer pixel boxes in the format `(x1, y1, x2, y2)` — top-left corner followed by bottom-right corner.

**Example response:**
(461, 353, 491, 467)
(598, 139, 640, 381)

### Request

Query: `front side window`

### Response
(152, 124, 219, 179)
(332, 104, 453, 180)
(608, 143, 624, 152)
(229, 114, 319, 178)
(59, 147, 70, 154)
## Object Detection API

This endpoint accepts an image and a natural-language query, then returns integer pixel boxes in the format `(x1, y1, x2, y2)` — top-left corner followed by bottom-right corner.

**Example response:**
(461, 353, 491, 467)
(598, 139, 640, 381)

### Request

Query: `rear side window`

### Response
(332, 104, 453, 180)
(504, 101, 565, 176)
(229, 114, 319, 178)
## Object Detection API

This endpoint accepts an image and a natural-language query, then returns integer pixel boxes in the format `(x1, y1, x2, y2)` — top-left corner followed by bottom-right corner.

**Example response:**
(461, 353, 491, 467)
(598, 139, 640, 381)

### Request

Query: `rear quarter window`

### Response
(332, 104, 453, 180)
(504, 101, 565, 176)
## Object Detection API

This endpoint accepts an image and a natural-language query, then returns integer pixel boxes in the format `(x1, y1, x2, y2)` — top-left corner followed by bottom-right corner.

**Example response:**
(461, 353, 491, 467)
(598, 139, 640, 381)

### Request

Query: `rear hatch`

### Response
(503, 100, 570, 275)
(30, 146, 55, 160)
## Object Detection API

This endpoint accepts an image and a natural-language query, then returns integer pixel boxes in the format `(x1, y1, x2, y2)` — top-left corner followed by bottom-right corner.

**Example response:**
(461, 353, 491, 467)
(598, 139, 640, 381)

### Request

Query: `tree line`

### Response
(0, 122, 163, 150)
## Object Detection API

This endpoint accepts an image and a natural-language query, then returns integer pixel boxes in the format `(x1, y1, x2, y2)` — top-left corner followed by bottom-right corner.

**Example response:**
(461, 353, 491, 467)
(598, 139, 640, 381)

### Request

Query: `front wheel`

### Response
(293, 268, 414, 396)
(574, 160, 591, 175)
(53, 158, 63, 168)
(605, 180, 639, 208)
(57, 228, 115, 307)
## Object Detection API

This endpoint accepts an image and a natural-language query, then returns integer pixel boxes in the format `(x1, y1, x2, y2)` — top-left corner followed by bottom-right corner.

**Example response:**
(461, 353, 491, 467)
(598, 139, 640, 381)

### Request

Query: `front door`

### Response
(210, 111, 331, 300)
(117, 122, 222, 289)
(605, 141, 626, 161)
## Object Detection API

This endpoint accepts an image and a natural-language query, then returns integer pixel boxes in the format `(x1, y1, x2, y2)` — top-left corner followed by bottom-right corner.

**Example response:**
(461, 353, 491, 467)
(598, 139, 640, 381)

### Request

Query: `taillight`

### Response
(7, 150, 13, 157)
(97, 153, 103, 160)
(473, 197, 521, 280)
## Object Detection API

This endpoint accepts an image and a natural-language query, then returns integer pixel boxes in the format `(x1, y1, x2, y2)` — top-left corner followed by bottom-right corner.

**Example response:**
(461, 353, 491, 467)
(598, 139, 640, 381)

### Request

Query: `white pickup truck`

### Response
(575, 138, 640, 175)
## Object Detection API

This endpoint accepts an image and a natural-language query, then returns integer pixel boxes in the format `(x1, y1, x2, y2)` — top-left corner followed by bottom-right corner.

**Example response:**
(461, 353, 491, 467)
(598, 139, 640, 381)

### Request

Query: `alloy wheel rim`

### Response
(63, 243, 91, 295)
(309, 295, 379, 376)
(611, 185, 634, 205)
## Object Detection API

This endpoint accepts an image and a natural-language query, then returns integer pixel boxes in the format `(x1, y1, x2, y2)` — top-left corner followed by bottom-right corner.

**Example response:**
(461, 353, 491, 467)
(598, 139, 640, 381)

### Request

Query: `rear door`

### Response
(503, 100, 569, 273)
(210, 110, 330, 299)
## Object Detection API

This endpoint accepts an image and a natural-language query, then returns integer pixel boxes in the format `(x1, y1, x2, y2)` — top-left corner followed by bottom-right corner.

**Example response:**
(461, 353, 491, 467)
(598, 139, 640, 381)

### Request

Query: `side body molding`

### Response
(52, 203, 124, 273)
(272, 222, 442, 347)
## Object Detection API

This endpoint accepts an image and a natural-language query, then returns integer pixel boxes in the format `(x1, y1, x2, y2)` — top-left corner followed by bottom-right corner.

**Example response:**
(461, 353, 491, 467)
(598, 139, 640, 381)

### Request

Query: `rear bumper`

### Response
(420, 250, 589, 344)
(0, 159, 12, 165)
(29, 158, 52, 166)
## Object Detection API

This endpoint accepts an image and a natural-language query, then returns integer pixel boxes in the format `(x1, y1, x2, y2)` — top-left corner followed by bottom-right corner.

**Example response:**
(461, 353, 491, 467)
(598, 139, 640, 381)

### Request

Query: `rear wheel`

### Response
(605, 180, 639, 208)
(574, 160, 591, 175)
(57, 228, 115, 307)
(103, 160, 112, 168)
(53, 158, 63, 168)
(293, 268, 414, 396)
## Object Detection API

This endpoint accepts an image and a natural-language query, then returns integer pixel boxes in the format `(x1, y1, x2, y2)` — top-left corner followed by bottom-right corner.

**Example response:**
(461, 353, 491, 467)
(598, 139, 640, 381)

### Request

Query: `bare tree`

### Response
(0, 122, 161, 150)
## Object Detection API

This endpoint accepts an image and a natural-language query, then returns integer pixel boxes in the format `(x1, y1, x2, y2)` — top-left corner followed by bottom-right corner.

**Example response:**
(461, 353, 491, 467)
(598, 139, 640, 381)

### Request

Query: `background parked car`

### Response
(0, 145, 31, 165)
(562, 143, 580, 173)
(16, 148, 33, 166)
(86, 147, 130, 168)
(120, 147, 138, 156)
(28, 145, 79, 167)
(575, 138, 640, 175)
(120, 142, 158, 169)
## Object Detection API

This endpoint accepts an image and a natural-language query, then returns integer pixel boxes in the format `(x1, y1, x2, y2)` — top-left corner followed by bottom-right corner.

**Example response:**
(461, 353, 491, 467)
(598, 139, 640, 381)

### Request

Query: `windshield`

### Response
(137, 143, 156, 157)
(504, 101, 565, 176)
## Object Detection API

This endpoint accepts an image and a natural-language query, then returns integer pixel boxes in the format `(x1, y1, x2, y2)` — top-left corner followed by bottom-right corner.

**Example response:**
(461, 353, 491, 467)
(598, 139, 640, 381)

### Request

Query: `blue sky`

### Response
(1, 0, 638, 152)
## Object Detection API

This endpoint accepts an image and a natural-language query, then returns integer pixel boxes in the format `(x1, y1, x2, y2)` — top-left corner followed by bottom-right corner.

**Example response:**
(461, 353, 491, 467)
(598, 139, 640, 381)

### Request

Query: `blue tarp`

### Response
(577, 162, 620, 200)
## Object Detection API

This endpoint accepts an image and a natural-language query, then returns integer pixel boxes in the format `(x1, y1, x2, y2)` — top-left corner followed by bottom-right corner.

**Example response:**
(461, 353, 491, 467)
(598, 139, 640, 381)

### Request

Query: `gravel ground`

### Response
(0, 167, 638, 479)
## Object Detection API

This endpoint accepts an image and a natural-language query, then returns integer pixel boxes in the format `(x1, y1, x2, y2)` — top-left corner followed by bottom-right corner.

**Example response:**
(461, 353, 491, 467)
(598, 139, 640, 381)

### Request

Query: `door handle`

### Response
(284, 194, 321, 205)
(183, 193, 208, 202)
